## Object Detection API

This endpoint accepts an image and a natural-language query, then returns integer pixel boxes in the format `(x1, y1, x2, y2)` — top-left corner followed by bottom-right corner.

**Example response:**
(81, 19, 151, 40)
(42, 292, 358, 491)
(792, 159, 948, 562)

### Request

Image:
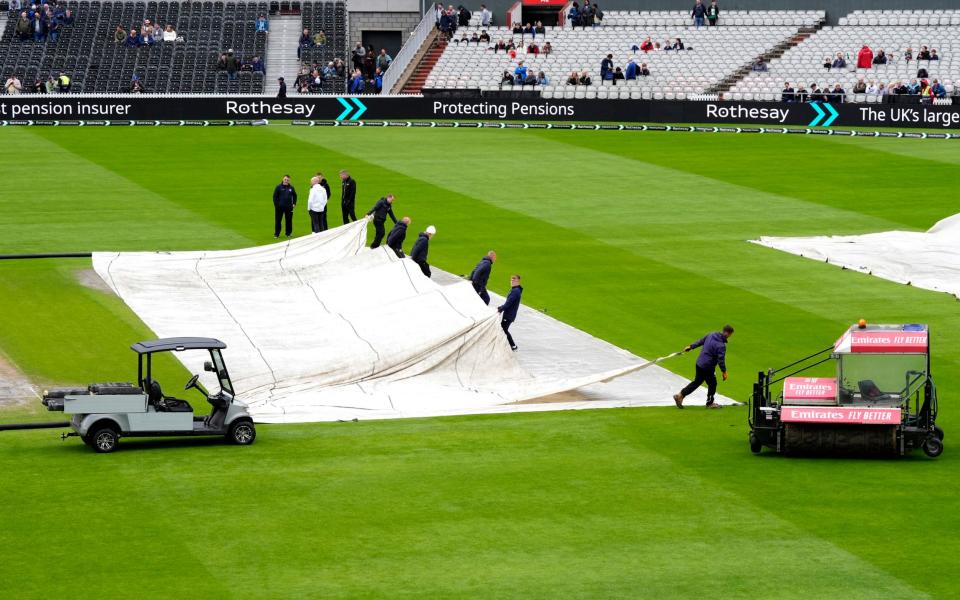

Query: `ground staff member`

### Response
(307, 176, 328, 233)
(366, 194, 398, 248)
(497, 275, 522, 351)
(272, 174, 297, 238)
(469, 251, 496, 305)
(386, 216, 411, 257)
(340, 170, 357, 224)
(410, 225, 436, 277)
(673, 324, 734, 409)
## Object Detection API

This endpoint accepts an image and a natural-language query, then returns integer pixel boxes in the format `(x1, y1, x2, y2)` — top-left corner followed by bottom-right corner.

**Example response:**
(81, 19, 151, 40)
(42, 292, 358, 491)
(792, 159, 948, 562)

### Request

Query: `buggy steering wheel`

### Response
(184, 374, 200, 391)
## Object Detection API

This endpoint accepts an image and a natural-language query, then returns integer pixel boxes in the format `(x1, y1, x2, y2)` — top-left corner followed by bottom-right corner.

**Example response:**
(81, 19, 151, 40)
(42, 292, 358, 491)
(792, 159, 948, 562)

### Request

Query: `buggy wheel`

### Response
(749, 432, 762, 454)
(922, 436, 943, 458)
(228, 420, 256, 445)
(934, 426, 944, 441)
(90, 425, 119, 453)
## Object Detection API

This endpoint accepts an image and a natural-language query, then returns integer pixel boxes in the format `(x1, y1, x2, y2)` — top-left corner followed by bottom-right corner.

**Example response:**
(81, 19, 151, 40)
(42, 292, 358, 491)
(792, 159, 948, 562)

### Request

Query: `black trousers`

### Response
(681, 366, 718, 402)
(388, 243, 404, 258)
(415, 260, 431, 278)
(477, 288, 490, 305)
(371, 219, 386, 248)
(501, 318, 516, 348)
(342, 201, 356, 224)
(274, 206, 293, 237)
(309, 210, 328, 233)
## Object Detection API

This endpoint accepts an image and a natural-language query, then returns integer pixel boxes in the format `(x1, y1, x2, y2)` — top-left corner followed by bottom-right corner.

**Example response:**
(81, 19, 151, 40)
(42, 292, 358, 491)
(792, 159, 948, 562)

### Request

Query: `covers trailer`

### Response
(749, 322, 943, 457)
(0, 338, 256, 453)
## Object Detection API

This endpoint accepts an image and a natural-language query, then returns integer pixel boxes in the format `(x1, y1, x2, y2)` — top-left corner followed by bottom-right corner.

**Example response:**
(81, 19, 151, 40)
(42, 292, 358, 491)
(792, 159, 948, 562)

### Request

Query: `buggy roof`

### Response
(834, 324, 928, 354)
(131, 338, 226, 354)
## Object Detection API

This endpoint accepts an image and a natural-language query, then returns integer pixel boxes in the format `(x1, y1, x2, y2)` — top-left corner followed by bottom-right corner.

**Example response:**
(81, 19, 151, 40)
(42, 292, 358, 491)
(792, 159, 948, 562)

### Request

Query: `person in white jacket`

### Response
(307, 176, 329, 233)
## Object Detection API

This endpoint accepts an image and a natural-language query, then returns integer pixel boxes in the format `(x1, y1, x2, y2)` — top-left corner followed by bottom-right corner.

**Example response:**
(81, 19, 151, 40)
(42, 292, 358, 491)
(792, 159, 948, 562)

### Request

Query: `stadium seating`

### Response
(299, 0, 347, 94)
(425, 11, 825, 99)
(732, 11, 959, 102)
(0, 1, 269, 93)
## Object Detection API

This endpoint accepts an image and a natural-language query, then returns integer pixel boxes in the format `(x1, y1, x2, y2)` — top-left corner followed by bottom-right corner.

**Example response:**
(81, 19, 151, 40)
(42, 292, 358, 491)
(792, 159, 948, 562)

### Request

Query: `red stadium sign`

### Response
(521, 0, 568, 5)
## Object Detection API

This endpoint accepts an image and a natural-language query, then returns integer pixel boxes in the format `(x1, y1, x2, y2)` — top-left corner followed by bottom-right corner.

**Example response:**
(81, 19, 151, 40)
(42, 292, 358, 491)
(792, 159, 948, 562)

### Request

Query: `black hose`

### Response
(0, 253, 92, 260)
(0, 421, 71, 431)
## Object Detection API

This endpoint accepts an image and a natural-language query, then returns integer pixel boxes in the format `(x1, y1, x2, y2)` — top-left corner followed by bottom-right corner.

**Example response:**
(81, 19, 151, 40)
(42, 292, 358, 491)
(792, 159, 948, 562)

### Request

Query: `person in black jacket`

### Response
(272, 174, 297, 238)
(366, 194, 398, 248)
(497, 274, 523, 351)
(277, 77, 287, 98)
(315, 171, 332, 201)
(469, 251, 496, 305)
(339, 170, 357, 224)
(409, 226, 435, 277)
(386, 216, 411, 258)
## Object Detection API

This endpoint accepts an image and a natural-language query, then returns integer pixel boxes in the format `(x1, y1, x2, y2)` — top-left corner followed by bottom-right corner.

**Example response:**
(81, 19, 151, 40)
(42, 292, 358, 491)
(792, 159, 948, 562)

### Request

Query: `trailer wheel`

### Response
(89, 424, 119, 453)
(749, 432, 762, 454)
(934, 426, 944, 441)
(228, 420, 256, 446)
(922, 436, 943, 458)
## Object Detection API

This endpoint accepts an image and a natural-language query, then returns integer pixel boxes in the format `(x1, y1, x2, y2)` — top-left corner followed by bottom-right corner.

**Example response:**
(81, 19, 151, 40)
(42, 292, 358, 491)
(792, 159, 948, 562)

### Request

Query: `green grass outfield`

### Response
(1, 125, 959, 598)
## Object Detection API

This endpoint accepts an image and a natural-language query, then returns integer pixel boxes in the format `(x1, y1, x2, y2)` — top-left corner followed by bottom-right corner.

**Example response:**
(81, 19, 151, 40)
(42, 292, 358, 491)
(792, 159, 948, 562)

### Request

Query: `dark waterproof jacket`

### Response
(690, 331, 728, 372)
(470, 257, 493, 293)
(367, 197, 398, 223)
(341, 177, 356, 206)
(499, 286, 523, 322)
(273, 183, 297, 209)
(410, 233, 430, 264)
(386, 221, 408, 249)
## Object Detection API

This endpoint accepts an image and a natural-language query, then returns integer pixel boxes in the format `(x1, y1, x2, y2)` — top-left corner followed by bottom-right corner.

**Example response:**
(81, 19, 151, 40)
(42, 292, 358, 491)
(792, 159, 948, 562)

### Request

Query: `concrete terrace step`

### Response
(263, 15, 303, 96)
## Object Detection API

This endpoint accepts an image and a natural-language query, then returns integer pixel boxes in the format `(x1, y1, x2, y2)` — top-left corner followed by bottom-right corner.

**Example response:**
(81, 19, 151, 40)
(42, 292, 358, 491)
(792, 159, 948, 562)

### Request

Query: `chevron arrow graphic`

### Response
(822, 102, 839, 126)
(350, 98, 367, 121)
(336, 97, 353, 120)
(808, 102, 825, 127)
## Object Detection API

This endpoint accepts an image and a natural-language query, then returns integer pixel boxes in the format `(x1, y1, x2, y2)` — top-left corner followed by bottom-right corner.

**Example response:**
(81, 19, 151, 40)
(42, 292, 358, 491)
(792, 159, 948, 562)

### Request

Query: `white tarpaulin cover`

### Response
(753, 213, 960, 299)
(94, 221, 731, 423)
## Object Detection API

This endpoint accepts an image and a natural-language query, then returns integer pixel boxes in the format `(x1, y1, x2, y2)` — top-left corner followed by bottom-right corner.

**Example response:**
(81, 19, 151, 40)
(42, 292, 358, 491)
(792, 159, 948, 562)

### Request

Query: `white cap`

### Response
(425, 225, 436, 235)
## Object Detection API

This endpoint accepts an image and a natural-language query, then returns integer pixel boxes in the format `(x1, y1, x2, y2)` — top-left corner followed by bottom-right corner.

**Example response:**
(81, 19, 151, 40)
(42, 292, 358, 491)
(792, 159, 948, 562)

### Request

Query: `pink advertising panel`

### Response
(783, 377, 837, 402)
(781, 406, 901, 425)
(835, 330, 928, 354)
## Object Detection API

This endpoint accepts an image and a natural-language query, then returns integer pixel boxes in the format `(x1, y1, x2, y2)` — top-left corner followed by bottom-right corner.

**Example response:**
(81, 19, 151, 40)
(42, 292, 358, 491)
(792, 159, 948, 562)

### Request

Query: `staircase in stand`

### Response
(707, 24, 823, 94)
(400, 35, 447, 94)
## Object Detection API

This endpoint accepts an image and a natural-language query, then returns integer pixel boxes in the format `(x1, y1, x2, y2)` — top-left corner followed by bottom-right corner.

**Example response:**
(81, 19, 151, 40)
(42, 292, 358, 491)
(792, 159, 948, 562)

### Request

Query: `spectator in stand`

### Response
(908, 78, 920, 94)
(930, 49, 940, 61)
(512, 22, 522, 34)
(807, 83, 821, 102)
(706, 0, 719, 26)
(376, 49, 392, 72)
(373, 68, 383, 92)
(297, 28, 311, 58)
(856, 44, 873, 68)
(272, 175, 297, 239)
(625, 57, 638, 80)
(752, 57, 768, 71)
(434, 2, 444, 27)
(831, 83, 845, 102)
(582, 2, 595, 28)
(917, 46, 931, 60)
(386, 217, 411, 258)
(47, 14, 60, 42)
(611, 66, 625, 85)
(535, 21, 546, 34)
(9, 0, 22, 13)
(151, 23, 163, 44)
(514, 60, 528, 82)
(873, 49, 887, 65)
(250, 56, 265, 74)
(691, 0, 707, 28)
(334, 57, 346, 78)
(362, 49, 376, 79)
(32, 11, 44, 41)
(63, 9, 76, 26)
(322, 61, 335, 79)
(307, 176, 329, 234)
(673, 37, 684, 50)
(903, 47, 913, 62)
(255, 14, 269, 33)
(130, 75, 145, 93)
(522, 70, 537, 86)
(822, 56, 831, 69)
(639, 62, 650, 76)
(920, 79, 933, 103)
(831, 52, 846, 69)
(410, 226, 436, 278)
(865, 80, 879, 95)
(277, 76, 287, 98)
(44, 74, 56, 93)
(566, 71, 578, 85)
(163, 24, 177, 41)
(349, 69, 365, 93)
(4, 74, 23, 95)
(579, 70, 592, 85)
(781, 82, 795, 102)
(640, 36, 653, 52)
(457, 4, 471, 27)
(853, 77, 866, 93)
(543, 41, 552, 55)
(600, 53, 613, 79)
(56, 71, 70, 92)
(480, 4, 492, 27)
(224, 49, 239, 80)
(113, 26, 128, 45)
(32, 78, 45, 93)
(526, 42, 539, 55)
(502, 69, 515, 85)
(479, 30, 490, 43)
(568, 2, 580, 28)
(351, 41, 365, 69)
(536, 71, 549, 85)
(917, 65, 928, 79)
(312, 30, 326, 45)
(440, 6, 457, 38)
(795, 84, 807, 102)
(16, 12, 32, 40)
